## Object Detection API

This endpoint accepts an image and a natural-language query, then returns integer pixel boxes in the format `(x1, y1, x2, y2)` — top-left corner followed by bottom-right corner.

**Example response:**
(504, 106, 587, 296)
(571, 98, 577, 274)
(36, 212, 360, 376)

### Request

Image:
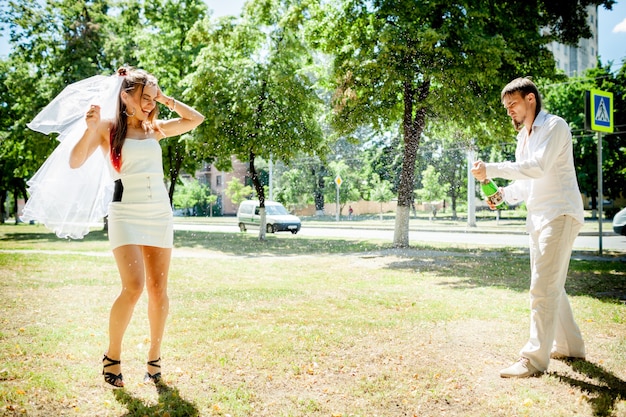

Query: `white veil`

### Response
(21, 74, 124, 239)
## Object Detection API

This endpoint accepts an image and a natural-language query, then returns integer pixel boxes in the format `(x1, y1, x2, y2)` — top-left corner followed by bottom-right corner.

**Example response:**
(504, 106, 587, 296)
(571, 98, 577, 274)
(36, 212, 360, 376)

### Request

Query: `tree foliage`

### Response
(415, 165, 449, 205)
(135, 0, 208, 202)
(0, 0, 209, 219)
(323, 160, 361, 215)
(0, 0, 114, 222)
(369, 173, 394, 220)
(173, 178, 217, 216)
(275, 166, 316, 210)
(420, 122, 474, 219)
(186, 0, 325, 239)
(0, 0, 622, 231)
(311, 0, 615, 246)
(541, 62, 626, 212)
(225, 177, 254, 207)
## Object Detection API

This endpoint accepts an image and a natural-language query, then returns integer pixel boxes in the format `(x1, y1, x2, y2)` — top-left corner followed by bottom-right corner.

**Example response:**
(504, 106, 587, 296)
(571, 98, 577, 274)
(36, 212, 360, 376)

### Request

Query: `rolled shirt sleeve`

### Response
(484, 111, 584, 231)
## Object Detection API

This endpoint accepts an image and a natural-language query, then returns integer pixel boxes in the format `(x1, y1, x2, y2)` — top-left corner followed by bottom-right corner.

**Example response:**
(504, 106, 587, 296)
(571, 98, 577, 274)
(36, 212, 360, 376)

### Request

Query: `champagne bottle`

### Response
(480, 178, 508, 210)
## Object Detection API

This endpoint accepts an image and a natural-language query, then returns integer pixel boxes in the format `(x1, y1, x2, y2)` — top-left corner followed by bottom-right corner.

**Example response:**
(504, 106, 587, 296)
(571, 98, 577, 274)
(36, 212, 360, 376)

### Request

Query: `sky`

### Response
(205, 0, 247, 18)
(598, 2, 626, 71)
(0, 0, 625, 71)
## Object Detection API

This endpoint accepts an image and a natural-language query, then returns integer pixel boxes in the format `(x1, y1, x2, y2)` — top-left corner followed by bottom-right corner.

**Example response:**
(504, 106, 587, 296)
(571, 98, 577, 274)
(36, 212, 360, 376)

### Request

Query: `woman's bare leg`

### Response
(143, 246, 172, 376)
(106, 245, 146, 377)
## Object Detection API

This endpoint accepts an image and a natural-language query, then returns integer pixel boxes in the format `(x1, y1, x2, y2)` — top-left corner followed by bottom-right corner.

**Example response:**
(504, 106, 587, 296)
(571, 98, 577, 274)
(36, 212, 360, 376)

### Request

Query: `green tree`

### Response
(360, 134, 403, 195)
(0, 0, 114, 221)
(324, 160, 361, 217)
(173, 179, 217, 216)
(103, 0, 143, 68)
(425, 122, 475, 220)
(187, 0, 325, 240)
(313, 0, 615, 247)
(369, 173, 394, 221)
(541, 62, 626, 213)
(136, 0, 208, 202)
(274, 167, 315, 211)
(225, 178, 254, 208)
(415, 165, 450, 218)
(0, 0, 209, 213)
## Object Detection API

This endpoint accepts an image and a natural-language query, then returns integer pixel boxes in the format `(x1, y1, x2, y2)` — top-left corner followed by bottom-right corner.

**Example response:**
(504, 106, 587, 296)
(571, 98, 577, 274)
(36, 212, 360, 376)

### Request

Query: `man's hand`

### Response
(471, 160, 487, 182)
(485, 187, 505, 210)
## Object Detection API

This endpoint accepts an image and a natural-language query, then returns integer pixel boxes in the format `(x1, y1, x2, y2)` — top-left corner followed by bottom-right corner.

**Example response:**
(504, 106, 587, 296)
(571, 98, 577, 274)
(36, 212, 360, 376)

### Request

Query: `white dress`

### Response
(107, 138, 173, 250)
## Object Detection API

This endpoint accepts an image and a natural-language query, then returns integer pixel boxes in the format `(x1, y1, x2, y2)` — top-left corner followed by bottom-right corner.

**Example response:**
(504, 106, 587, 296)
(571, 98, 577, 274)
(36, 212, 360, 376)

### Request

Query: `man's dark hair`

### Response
(501, 77, 542, 117)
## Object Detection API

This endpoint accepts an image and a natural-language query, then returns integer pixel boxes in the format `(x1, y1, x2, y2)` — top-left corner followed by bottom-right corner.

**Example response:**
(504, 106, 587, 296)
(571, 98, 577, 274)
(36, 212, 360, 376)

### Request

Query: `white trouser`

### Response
(521, 214, 585, 371)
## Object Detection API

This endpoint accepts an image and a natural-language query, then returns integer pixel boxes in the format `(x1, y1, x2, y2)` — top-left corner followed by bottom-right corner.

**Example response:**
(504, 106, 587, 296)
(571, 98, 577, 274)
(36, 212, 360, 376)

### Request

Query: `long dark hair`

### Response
(110, 67, 160, 172)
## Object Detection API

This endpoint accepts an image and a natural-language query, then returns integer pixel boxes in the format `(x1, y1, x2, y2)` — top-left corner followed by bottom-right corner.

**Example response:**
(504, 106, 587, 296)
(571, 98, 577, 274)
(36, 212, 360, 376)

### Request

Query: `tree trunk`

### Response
(313, 166, 325, 215)
(451, 199, 458, 220)
(14, 180, 28, 224)
(0, 189, 6, 224)
(166, 141, 185, 206)
(251, 73, 269, 240)
(393, 79, 429, 247)
(13, 190, 19, 225)
(249, 151, 266, 241)
(450, 188, 458, 220)
(590, 194, 597, 219)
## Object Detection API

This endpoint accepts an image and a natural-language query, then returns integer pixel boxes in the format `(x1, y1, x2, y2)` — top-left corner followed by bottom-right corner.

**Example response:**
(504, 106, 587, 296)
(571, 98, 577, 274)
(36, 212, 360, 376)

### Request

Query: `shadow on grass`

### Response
(113, 382, 199, 417)
(172, 230, 389, 256)
(4, 225, 626, 301)
(384, 249, 626, 302)
(550, 359, 626, 417)
(0, 228, 109, 243)
(0, 225, 389, 256)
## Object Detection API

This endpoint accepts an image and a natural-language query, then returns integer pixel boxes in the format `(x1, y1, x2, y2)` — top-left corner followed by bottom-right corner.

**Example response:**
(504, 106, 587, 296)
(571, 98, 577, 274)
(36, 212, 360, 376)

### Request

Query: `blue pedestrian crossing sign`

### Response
(590, 89, 614, 133)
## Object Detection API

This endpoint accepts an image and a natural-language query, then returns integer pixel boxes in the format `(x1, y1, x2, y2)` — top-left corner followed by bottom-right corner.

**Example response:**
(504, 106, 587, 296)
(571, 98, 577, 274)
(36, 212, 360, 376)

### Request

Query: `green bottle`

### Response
(481, 179, 508, 210)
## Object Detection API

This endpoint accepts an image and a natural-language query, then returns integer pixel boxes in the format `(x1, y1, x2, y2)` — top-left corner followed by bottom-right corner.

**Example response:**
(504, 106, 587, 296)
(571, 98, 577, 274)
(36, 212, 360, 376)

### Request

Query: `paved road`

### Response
(174, 222, 626, 253)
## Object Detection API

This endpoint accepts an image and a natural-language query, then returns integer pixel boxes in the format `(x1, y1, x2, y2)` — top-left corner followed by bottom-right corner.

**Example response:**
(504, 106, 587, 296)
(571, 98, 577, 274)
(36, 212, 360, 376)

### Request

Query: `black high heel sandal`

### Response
(102, 354, 124, 388)
(144, 357, 162, 383)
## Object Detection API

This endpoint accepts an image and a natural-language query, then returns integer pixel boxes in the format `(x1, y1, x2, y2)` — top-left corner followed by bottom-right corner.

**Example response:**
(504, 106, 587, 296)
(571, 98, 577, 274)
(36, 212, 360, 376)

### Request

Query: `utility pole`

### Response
(467, 148, 476, 228)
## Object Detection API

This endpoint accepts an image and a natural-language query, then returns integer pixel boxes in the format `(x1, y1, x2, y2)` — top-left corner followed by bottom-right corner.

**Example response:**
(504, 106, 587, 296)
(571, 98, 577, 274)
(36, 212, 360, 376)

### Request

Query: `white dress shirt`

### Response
(485, 110, 584, 232)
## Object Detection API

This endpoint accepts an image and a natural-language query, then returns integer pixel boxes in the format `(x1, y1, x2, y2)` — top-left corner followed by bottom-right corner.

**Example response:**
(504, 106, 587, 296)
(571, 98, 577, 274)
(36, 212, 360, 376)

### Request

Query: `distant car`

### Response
(237, 200, 301, 234)
(613, 207, 626, 236)
(589, 199, 613, 209)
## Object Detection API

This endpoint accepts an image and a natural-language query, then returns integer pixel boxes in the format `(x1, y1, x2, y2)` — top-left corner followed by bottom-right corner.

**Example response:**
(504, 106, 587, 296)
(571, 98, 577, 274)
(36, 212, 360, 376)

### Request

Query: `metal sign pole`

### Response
(586, 89, 612, 256)
(597, 131, 603, 255)
(467, 148, 476, 228)
(334, 176, 342, 222)
(336, 185, 340, 222)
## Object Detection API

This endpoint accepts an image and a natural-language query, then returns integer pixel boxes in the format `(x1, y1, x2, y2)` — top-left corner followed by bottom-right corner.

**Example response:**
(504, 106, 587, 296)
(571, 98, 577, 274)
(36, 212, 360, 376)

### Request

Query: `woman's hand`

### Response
(85, 105, 101, 130)
(72, 105, 105, 169)
(155, 87, 173, 108)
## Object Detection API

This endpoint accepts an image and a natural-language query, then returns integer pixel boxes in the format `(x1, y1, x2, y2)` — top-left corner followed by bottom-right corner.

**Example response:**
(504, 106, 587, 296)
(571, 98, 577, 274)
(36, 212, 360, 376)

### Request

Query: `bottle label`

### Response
(481, 179, 507, 209)
(486, 191, 505, 208)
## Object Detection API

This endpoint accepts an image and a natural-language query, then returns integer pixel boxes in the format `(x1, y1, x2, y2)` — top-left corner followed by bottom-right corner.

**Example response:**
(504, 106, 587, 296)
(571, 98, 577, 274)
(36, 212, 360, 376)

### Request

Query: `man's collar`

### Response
(533, 110, 548, 128)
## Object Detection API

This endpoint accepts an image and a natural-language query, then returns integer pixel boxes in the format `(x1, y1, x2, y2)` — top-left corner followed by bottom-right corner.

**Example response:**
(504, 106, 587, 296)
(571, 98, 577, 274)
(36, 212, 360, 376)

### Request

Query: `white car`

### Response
(237, 200, 301, 234)
(612, 207, 626, 236)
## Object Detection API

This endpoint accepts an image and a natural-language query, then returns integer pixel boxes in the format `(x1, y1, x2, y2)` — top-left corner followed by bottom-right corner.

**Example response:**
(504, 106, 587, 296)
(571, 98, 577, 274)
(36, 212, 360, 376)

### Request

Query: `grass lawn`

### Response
(0, 223, 625, 417)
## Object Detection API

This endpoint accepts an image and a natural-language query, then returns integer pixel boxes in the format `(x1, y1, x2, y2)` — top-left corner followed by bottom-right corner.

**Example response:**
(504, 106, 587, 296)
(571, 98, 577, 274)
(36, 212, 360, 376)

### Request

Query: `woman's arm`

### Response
(155, 90, 205, 138)
(70, 105, 108, 169)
